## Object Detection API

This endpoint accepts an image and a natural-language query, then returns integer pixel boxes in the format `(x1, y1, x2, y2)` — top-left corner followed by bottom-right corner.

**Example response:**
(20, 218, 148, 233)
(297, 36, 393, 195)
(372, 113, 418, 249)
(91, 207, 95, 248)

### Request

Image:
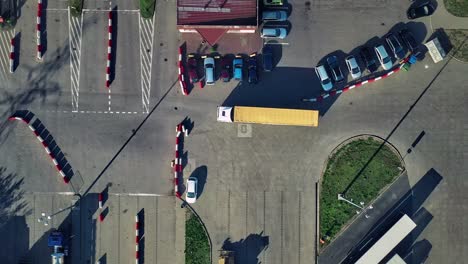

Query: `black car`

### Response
(248, 54, 258, 84)
(399, 29, 419, 52)
(359, 47, 378, 73)
(407, 1, 435, 19)
(262, 46, 273, 72)
(385, 33, 406, 59)
(326, 55, 344, 83)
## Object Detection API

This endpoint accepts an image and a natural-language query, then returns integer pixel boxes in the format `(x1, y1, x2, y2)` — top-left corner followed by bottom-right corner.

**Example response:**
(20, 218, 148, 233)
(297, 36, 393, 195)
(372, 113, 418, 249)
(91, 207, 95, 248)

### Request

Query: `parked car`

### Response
(359, 46, 378, 73)
(326, 56, 344, 83)
(187, 54, 199, 83)
(262, 46, 274, 72)
(203, 57, 215, 85)
(345, 55, 361, 79)
(248, 54, 258, 84)
(263, 0, 283, 6)
(261, 27, 288, 39)
(315, 63, 333, 91)
(407, 1, 435, 19)
(262, 10, 287, 21)
(220, 56, 231, 82)
(399, 28, 419, 52)
(386, 33, 406, 59)
(375, 45, 392, 70)
(186, 177, 198, 204)
(233, 55, 243, 80)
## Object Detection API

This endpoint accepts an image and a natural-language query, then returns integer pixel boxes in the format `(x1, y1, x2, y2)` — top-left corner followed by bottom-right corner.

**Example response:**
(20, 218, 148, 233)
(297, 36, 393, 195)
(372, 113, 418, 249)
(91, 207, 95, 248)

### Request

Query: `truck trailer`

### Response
(217, 106, 318, 127)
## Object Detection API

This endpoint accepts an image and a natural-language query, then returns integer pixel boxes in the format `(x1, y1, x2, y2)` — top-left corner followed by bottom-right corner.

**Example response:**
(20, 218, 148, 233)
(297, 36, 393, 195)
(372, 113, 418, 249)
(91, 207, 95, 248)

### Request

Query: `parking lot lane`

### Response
(96, 194, 119, 264)
(264, 191, 283, 264)
(156, 196, 176, 264)
(136, 196, 158, 263)
(79, 11, 109, 111)
(117, 195, 138, 264)
(33, 194, 54, 262)
(228, 191, 248, 241)
(110, 13, 142, 112)
(300, 190, 317, 264)
(246, 191, 267, 261)
(283, 191, 301, 264)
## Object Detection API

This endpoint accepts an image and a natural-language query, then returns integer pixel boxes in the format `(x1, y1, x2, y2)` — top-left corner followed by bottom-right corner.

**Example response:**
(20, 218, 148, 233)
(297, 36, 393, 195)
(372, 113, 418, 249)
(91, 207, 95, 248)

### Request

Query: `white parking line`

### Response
(68, 9, 83, 112)
(82, 9, 140, 12)
(139, 13, 155, 114)
(46, 110, 143, 115)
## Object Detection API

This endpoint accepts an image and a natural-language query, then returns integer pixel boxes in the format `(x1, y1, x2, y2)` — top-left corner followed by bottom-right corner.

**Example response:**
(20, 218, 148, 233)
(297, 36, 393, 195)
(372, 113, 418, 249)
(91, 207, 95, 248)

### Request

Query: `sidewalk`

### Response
(430, 1, 468, 30)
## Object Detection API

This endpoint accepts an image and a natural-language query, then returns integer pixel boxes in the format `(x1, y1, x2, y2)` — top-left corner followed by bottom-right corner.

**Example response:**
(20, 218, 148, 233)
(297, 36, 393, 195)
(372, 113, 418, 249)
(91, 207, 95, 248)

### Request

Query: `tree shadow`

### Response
(0, 39, 71, 146)
(221, 232, 269, 264)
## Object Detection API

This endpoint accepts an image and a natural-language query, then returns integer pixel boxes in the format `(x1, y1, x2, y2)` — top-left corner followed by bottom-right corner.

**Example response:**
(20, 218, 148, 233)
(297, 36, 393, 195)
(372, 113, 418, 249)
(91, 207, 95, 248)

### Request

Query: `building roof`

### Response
(177, 0, 257, 26)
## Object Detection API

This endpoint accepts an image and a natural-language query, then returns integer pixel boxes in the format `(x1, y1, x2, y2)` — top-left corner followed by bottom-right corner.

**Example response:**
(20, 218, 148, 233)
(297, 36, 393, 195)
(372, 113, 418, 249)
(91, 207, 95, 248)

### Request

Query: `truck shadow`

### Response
(222, 66, 337, 117)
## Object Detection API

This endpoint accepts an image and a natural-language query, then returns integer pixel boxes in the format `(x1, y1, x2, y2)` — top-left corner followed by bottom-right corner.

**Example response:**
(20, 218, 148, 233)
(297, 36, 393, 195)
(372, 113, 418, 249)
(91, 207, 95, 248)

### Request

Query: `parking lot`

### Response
(0, 0, 467, 263)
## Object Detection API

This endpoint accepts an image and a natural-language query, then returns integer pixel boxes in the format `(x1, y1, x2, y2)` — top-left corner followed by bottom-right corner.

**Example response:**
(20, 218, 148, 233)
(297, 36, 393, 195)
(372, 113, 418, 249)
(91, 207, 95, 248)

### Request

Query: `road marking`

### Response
(46, 110, 143, 115)
(108, 88, 111, 111)
(139, 13, 155, 114)
(68, 9, 83, 112)
(264, 42, 290, 46)
(82, 9, 139, 12)
(46, 8, 68, 11)
(0, 29, 15, 81)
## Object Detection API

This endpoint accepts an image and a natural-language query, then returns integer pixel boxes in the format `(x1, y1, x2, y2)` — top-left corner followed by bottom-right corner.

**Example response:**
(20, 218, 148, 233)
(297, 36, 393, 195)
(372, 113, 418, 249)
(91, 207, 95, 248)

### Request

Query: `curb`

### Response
(317, 134, 405, 252)
(303, 61, 408, 103)
(9, 110, 74, 184)
(106, 11, 112, 88)
(36, 0, 43, 61)
(173, 122, 189, 197)
(135, 214, 140, 264)
(178, 47, 189, 95)
(10, 37, 15, 73)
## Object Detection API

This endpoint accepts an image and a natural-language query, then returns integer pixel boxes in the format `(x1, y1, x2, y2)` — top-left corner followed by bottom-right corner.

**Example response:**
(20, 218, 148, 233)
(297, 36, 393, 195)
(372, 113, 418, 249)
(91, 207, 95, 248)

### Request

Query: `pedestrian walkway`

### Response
(139, 14, 155, 113)
(0, 29, 15, 81)
(68, 11, 82, 112)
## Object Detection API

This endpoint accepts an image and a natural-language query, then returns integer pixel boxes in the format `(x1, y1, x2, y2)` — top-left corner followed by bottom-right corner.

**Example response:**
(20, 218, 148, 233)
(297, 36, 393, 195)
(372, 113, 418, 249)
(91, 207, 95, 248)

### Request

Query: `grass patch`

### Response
(444, 0, 468, 17)
(140, 0, 156, 18)
(445, 29, 468, 62)
(186, 211, 210, 264)
(320, 137, 402, 245)
(69, 0, 83, 17)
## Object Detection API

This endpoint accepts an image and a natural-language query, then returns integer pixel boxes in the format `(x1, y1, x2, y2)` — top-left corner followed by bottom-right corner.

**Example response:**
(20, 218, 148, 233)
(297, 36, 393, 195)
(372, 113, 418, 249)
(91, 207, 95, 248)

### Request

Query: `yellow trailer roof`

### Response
(234, 106, 318, 127)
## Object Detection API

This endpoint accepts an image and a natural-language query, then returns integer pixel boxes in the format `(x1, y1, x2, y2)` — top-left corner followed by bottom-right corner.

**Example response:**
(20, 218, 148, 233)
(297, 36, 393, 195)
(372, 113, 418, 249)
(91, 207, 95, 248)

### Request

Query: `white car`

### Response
(374, 45, 393, 70)
(261, 27, 288, 39)
(186, 177, 198, 203)
(345, 55, 361, 79)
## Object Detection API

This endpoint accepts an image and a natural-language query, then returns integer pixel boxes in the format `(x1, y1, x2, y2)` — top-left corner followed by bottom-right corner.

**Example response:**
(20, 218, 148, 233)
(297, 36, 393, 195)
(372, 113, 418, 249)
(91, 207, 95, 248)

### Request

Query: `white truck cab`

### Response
(217, 106, 234, 122)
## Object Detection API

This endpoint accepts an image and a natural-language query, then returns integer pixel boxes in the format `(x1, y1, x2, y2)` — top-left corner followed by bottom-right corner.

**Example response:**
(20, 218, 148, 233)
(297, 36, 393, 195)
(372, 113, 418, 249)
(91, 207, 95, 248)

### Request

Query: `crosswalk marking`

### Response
(68, 8, 83, 112)
(0, 29, 15, 81)
(139, 13, 155, 114)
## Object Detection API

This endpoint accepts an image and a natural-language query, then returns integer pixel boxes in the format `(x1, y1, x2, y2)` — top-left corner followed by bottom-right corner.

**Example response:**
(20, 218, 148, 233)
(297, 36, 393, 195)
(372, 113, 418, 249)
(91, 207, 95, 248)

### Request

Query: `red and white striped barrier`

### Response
(303, 63, 406, 103)
(135, 215, 140, 264)
(9, 113, 72, 184)
(36, 0, 43, 60)
(10, 37, 15, 73)
(98, 192, 103, 209)
(106, 11, 112, 88)
(178, 47, 188, 96)
(173, 122, 189, 198)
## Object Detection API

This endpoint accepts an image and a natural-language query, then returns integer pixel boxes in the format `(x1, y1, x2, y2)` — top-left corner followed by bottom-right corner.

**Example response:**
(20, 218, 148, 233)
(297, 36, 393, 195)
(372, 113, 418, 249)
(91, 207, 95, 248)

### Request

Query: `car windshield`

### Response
(187, 192, 195, 198)
(383, 56, 391, 64)
(352, 68, 359, 74)
(206, 63, 213, 68)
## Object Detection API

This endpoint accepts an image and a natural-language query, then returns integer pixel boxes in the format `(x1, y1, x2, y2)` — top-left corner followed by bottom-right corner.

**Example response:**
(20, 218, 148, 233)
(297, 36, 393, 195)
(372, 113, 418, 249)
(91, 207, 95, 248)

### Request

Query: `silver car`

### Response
(203, 57, 215, 85)
(345, 55, 361, 79)
(262, 10, 288, 21)
(261, 27, 287, 39)
(374, 45, 392, 70)
(315, 64, 333, 91)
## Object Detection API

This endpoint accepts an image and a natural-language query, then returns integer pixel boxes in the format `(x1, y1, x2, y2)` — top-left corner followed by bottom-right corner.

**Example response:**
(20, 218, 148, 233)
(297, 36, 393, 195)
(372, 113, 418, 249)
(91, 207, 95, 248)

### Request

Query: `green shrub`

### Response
(320, 138, 402, 245)
(140, 0, 156, 19)
(69, 0, 83, 17)
(186, 212, 210, 264)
